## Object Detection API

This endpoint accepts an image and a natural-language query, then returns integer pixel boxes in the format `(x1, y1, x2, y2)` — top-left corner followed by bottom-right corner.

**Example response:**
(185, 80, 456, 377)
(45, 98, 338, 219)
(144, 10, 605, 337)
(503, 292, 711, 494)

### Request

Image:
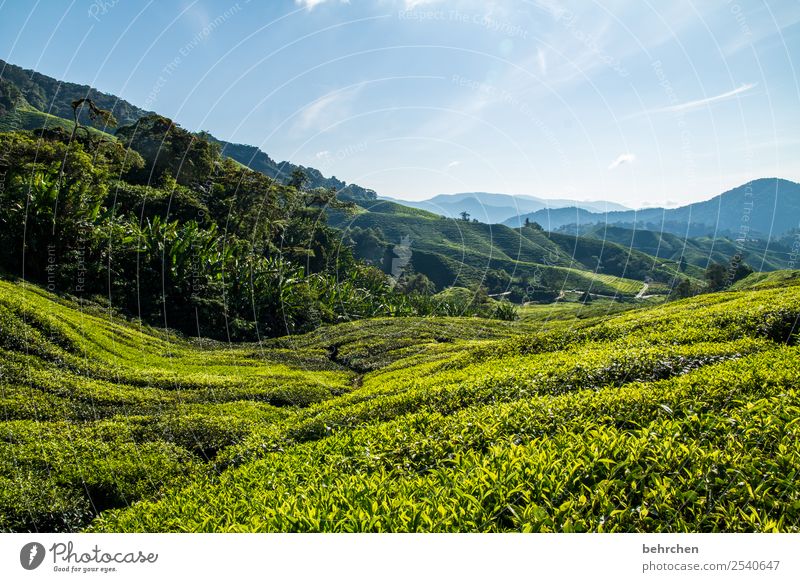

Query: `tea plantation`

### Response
(1, 274, 799, 532)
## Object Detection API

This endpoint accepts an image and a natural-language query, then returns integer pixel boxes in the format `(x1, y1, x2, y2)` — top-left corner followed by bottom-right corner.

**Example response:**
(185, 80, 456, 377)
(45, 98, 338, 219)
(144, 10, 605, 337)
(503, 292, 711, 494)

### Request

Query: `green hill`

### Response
(2, 275, 799, 532)
(580, 224, 791, 272)
(728, 269, 800, 291)
(0, 58, 778, 303)
(0, 59, 376, 200)
(0, 60, 149, 127)
(0, 102, 115, 138)
(333, 200, 684, 298)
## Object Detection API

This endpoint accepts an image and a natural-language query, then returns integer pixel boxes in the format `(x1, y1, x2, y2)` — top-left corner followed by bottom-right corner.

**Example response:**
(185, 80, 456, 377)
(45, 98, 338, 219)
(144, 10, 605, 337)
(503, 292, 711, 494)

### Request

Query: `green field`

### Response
(1, 273, 799, 532)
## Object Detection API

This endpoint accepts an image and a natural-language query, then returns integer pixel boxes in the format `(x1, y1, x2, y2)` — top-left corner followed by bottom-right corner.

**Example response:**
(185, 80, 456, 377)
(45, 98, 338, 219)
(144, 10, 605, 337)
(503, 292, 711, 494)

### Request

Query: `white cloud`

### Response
(296, 86, 362, 132)
(295, 0, 329, 9)
(648, 83, 757, 115)
(537, 48, 547, 76)
(295, 0, 350, 10)
(315, 150, 331, 159)
(446, 160, 461, 170)
(608, 153, 635, 170)
(405, 0, 440, 9)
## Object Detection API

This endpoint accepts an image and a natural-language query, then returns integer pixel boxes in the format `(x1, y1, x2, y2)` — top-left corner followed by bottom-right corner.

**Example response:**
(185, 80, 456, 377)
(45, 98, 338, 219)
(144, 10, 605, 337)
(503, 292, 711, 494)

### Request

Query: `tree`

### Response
(459, 210, 470, 222)
(704, 262, 727, 292)
(397, 272, 435, 295)
(70, 98, 117, 143)
(288, 168, 307, 190)
(728, 256, 753, 284)
(670, 278, 693, 300)
(115, 115, 217, 187)
(524, 218, 543, 231)
(679, 256, 687, 272)
(347, 227, 387, 265)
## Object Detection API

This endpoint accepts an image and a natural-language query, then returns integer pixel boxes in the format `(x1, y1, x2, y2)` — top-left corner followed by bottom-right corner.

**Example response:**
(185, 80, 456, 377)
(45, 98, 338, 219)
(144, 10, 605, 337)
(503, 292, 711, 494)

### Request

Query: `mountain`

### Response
(504, 178, 800, 239)
(0, 58, 783, 296)
(0, 59, 376, 200)
(0, 58, 686, 302)
(202, 135, 377, 201)
(0, 59, 150, 126)
(330, 199, 686, 299)
(385, 192, 629, 224)
(579, 224, 793, 272)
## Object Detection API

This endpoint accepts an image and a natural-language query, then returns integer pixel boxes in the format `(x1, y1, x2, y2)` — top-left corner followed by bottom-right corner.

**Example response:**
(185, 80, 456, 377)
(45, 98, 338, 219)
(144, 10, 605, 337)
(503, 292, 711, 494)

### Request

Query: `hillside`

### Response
(0, 59, 375, 199)
(332, 199, 684, 298)
(578, 225, 793, 272)
(0, 60, 150, 127)
(204, 134, 378, 202)
(0, 57, 789, 306)
(505, 178, 800, 239)
(0, 101, 115, 138)
(1, 275, 799, 532)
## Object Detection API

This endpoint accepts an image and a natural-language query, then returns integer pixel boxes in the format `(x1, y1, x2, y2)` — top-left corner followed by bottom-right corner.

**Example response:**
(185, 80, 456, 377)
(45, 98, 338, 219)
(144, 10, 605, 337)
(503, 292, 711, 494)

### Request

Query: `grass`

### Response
(729, 269, 800, 291)
(0, 105, 116, 138)
(1, 272, 799, 532)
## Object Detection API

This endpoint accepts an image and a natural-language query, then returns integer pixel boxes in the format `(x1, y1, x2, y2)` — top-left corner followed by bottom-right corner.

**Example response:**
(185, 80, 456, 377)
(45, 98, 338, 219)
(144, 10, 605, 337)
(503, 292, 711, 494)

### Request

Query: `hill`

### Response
(0, 59, 375, 200)
(578, 224, 793, 272)
(203, 134, 377, 202)
(1, 275, 799, 532)
(0, 60, 150, 127)
(0, 58, 779, 302)
(0, 100, 115, 138)
(331, 199, 686, 299)
(505, 178, 800, 239)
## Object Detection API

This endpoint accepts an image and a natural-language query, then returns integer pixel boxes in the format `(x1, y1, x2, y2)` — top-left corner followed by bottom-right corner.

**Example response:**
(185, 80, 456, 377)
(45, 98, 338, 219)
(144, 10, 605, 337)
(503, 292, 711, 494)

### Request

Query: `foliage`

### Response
(491, 299, 519, 321)
(0, 125, 458, 340)
(83, 277, 800, 532)
(2, 274, 798, 532)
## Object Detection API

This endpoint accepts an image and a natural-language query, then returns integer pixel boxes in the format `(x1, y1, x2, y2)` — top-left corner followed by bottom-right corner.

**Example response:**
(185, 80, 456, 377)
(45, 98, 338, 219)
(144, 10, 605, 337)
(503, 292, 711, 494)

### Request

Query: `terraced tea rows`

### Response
(1, 274, 799, 532)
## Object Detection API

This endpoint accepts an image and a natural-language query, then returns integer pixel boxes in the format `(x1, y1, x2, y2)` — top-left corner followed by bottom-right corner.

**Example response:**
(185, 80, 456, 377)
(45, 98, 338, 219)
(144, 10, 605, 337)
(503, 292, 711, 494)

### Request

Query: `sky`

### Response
(1, 0, 799, 207)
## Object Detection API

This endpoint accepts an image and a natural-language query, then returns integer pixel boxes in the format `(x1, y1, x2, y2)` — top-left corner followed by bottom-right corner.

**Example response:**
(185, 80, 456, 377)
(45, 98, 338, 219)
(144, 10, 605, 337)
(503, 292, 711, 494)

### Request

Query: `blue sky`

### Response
(1, 0, 799, 207)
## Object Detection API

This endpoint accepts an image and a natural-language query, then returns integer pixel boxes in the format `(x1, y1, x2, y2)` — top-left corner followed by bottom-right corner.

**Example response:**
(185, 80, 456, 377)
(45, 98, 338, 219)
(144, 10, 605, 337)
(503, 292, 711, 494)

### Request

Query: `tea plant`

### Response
(1, 274, 799, 532)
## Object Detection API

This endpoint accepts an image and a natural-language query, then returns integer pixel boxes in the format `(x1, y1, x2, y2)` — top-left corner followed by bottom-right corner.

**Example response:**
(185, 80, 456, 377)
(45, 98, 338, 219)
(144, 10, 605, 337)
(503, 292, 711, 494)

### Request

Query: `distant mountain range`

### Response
(2, 57, 799, 283)
(382, 192, 630, 225)
(502, 178, 800, 239)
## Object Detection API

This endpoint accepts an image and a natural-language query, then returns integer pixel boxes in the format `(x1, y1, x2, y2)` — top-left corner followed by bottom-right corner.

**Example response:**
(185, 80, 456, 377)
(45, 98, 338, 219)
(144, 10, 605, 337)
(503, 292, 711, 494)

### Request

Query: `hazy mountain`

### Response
(504, 178, 800, 239)
(384, 192, 630, 224)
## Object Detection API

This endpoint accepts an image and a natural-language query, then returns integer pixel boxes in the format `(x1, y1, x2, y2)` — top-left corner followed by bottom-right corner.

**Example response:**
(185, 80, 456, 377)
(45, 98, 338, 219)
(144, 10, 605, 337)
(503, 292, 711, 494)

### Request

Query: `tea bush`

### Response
(1, 274, 799, 532)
